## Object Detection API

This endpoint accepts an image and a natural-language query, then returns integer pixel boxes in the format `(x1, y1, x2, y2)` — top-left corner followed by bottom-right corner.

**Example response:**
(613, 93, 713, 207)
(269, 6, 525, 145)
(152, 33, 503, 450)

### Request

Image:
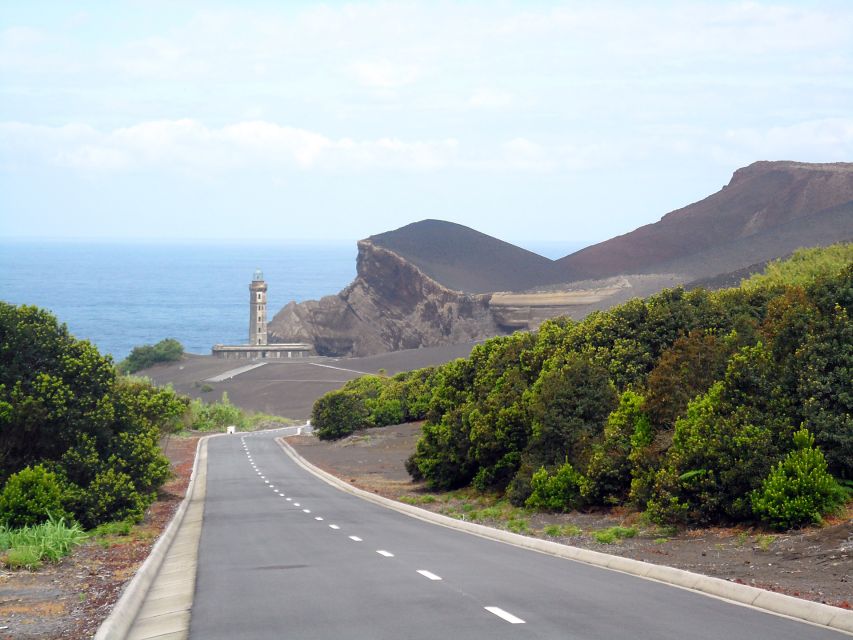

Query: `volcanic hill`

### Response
(369, 219, 567, 293)
(557, 161, 853, 280)
(268, 160, 853, 356)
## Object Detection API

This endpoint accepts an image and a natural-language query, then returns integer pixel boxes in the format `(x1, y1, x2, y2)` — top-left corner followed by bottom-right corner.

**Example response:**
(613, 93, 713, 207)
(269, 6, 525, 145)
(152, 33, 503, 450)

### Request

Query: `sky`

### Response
(1, 1, 852, 247)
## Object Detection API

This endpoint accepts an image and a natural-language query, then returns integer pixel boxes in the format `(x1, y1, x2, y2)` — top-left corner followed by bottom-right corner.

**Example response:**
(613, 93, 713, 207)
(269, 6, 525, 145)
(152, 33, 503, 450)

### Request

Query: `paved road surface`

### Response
(189, 430, 846, 640)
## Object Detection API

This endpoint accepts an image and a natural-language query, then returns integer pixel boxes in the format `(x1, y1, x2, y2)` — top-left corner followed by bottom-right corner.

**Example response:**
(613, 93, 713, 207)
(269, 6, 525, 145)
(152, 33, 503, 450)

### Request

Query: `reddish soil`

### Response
(290, 423, 852, 610)
(0, 435, 199, 640)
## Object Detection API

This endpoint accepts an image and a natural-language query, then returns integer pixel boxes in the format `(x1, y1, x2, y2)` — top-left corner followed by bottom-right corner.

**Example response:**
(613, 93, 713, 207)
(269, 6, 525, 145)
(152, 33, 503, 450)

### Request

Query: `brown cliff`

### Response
(267, 241, 499, 356)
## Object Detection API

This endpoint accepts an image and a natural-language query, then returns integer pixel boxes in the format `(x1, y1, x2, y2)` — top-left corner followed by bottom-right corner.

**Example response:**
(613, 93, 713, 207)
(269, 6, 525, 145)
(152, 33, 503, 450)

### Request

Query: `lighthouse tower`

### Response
(249, 269, 268, 346)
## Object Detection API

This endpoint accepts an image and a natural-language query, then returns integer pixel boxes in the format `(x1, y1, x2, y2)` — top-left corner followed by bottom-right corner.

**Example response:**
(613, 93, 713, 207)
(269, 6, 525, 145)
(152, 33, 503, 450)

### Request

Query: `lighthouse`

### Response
(249, 269, 267, 346)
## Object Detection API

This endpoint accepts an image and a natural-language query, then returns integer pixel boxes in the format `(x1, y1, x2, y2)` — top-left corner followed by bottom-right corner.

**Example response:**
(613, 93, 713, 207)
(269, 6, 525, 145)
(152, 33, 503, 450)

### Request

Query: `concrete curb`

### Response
(94, 436, 211, 640)
(277, 438, 853, 635)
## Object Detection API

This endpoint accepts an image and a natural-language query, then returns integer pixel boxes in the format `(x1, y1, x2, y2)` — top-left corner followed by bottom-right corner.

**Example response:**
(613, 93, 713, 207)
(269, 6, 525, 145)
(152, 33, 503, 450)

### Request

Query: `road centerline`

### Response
(417, 570, 442, 581)
(484, 607, 525, 624)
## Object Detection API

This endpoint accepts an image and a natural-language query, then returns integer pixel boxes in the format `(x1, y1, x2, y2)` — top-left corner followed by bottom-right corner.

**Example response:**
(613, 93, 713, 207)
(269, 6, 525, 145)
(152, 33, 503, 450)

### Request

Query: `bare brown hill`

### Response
(369, 219, 566, 293)
(557, 161, 853, 279)
(267, 160, 853, 356)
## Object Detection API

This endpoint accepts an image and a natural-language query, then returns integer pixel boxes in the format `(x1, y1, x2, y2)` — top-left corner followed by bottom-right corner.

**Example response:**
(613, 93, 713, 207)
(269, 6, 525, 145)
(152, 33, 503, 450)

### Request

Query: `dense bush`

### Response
(118, 338, 184, 374)
(188, 392, 246, 432)
(0, 303, 186, 529)
(584, 390, 648, 505)
(525, 462, 585, 511)
(751, 429, 845, 530)
(0, 466, 69, 528)
(310, 244, 852, 528)
(312, 389, 369, 440)
(77, 468, 148, 529)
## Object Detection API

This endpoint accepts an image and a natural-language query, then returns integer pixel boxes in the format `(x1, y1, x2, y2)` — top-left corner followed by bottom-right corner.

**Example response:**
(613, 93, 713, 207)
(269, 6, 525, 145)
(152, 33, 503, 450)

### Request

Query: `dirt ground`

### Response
(289, 423, 852, 610)
(0, 435, 199, 640)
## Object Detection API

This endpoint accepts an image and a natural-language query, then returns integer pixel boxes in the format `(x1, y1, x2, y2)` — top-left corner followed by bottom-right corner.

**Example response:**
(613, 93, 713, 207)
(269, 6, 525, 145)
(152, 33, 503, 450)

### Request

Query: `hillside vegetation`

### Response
(117, 338, 184, 374)
(311, 243, 852, 529)
(0, 306, 270, 546)
(0, 304, 189, 530)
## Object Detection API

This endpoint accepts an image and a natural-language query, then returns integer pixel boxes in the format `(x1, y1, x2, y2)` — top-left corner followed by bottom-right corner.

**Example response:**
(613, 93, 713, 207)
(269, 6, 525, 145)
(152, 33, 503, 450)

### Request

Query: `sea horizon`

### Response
(0, 237, 589, 360)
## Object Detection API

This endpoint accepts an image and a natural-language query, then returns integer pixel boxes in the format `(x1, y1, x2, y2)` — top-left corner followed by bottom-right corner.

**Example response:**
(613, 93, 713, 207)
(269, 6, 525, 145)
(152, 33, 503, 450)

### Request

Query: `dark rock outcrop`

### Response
(268, 241, 499, 356)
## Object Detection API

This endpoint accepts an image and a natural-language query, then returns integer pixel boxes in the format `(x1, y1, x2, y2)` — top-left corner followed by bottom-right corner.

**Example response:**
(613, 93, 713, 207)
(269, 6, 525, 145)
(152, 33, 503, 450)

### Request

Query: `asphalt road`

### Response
(189, 430, 847, 640)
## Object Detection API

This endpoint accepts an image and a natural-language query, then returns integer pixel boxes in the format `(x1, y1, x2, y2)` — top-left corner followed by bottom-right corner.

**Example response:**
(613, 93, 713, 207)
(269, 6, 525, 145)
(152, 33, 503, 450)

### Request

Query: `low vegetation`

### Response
(0, 304, 287, 566)
(312, 243, 853, 530)
(117, 338, 185, 374)
(0, 518, 86, 569)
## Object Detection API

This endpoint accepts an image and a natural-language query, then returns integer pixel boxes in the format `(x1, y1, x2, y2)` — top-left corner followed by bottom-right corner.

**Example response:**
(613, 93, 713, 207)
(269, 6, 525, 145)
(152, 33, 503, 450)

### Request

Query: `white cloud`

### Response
(467, 89, 514, 109)
(0, 120, 460, 173)
(348, 59, 420, 89)
(712, 118, 853, 166)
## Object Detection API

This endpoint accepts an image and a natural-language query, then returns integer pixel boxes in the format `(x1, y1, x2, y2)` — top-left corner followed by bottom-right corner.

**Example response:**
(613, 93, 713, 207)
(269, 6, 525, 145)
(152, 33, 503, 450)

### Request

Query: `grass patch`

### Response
(506, 518, 530, 534)
(755, 534, 774, 552)
(543, 524, 583, 538)
(0, 518, 87, 569)
(4, 545, 42, 570)
(398, 494, 437, 505)
(593, 526, 638, 544)
(90, 520, 134, 537)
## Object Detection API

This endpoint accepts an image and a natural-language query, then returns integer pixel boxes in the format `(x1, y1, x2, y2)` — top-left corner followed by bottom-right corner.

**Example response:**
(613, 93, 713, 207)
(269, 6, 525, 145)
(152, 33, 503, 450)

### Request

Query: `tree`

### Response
(584, 389, 649, 505)
(647, 344, 793, 524)
(118, 338, 184, 374)
(0, 303, 184, 527)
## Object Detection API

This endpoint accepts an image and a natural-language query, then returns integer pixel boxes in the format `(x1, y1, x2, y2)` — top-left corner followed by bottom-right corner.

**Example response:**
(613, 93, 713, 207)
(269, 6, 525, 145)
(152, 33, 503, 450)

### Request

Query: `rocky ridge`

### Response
(268, 161, 853, 357)
(268, 241, 499, 356)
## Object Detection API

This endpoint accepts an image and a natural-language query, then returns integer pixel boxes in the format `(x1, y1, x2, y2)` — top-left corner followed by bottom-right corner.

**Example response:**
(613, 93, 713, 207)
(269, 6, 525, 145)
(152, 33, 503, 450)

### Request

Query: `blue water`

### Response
(0, 241, 356, 360)
(0, 239, 586, 360)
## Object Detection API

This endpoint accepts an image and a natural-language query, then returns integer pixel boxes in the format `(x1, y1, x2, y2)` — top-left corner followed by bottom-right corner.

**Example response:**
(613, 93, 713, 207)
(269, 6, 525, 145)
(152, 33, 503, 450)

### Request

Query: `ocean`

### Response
(0, 239, 585, 361)
(0, 240, 357, 360)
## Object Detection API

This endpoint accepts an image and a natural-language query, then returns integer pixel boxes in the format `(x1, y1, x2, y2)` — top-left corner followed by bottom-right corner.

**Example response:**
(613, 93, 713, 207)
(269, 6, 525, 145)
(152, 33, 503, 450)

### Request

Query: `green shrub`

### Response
(751, 428, 846, 530)
(368, 397, 405, 426)
(78, 468, 147, 529)
(584, 389, 649, 505)
(189, 393, 246, 432)
(0, 465, 69, 528)
(741, 242, 853, 291)
(525, 462, 585, 512)
(647, 344, 793, 524)
(312, 389, 369, 440)
(118, 338, 184, 374)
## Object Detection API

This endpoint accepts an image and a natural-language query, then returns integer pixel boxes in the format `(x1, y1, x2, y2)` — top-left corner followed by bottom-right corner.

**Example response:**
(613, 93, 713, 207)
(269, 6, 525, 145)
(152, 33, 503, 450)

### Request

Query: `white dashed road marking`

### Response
(315, 516, 323, 521)
(348, 536, 362, 542)
(286, 498, 292, 501)
(294, 503, 301, 507)
(484, 607, 525, 624)
(417, 570, 442, 581)
(376, 550, 394, 557)
(303, 509, 311, 513)
(329, 524, 340, 530)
